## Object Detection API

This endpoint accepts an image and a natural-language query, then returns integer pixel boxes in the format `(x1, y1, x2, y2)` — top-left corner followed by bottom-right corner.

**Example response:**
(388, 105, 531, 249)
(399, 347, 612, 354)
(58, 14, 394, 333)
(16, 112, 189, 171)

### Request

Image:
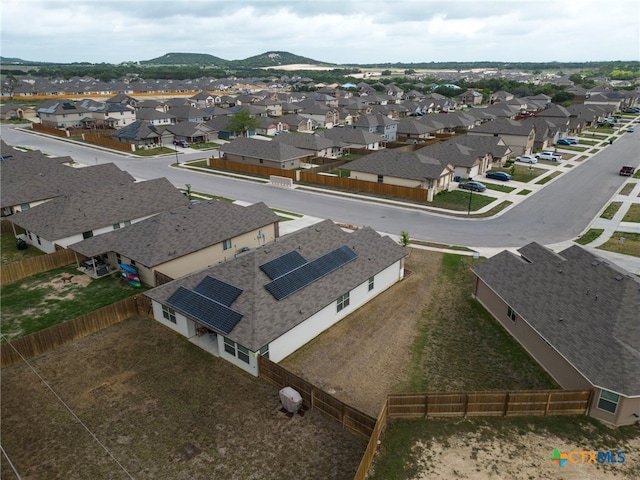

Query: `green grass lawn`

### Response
(535, 171, 561, 185)
(601, 202, 622, 219)
(509, 164, 546, 182)
(133, 146, 177, 156)
(1, 231, 45, 265)
(516, 189, 532, 196)
(597, 231, 640, 257)
(431, 189, 495, 212)
(575, 229, 604, 245)
(0, 265, 147, 341)
(485, 183, 515, 193)
(622, 204, 640, 223)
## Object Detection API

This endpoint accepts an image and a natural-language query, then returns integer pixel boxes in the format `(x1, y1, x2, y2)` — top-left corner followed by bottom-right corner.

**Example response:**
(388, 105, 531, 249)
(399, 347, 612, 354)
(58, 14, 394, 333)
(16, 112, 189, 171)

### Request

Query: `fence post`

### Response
(502, 393, 510, 416)
(463, 393, 469, 417)
(424, 394, 429, 418)
(311, 389, 315, 410)
(545, 392, 552, 416)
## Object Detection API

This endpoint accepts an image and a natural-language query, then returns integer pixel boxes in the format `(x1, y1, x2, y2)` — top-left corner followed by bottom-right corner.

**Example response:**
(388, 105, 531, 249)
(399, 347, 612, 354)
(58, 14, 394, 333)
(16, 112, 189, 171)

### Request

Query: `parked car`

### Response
(516, 155, 537, 164)
(627, 127, 635, 133)
(173, 140, 190, 147)
(535, 151, 562, 162)
(619, 165, 636, 176)
(566, 138, 579, 144)
(485, 171, 511, 181)
(556, 139, 572, 146)
(458, 180, 487, 192)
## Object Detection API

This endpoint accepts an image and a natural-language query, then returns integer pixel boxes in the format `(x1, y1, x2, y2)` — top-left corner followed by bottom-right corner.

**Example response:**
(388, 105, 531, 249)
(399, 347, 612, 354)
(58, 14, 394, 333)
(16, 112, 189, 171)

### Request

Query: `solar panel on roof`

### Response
(265, 245, 357, 301)
(193, 275, 242, 307)
(260, 250, 307, 280)
(166, 286, 243, 335)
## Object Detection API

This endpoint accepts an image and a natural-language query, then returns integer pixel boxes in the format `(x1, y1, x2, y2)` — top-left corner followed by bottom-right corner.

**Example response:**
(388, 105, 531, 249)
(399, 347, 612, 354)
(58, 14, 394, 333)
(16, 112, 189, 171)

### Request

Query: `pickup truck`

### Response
(535, 151, 562, 162)
(619, 165, 636, 176)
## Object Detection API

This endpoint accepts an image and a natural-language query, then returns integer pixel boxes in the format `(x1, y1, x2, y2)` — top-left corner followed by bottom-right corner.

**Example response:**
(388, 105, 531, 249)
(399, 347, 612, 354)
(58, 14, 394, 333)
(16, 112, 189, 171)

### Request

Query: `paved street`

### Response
(2, 119, 639, 263)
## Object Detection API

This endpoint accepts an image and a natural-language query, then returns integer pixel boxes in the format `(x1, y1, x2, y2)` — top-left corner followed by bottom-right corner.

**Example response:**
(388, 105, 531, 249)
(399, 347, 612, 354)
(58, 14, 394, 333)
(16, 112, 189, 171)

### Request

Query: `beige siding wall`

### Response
(224, 152, 300, 170)
(154, 225, 277, 283)
(349, 170, 423, 188)
(590, 389, 640, 426)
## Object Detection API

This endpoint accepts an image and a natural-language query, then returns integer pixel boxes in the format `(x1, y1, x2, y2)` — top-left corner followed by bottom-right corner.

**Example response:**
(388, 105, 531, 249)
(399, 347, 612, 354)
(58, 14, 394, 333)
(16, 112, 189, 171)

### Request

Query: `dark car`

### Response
(458, 180, 487, 192)
(173, 140, 190, 148)
(556, 139, 572, 145)
(485, 171, 511, 181)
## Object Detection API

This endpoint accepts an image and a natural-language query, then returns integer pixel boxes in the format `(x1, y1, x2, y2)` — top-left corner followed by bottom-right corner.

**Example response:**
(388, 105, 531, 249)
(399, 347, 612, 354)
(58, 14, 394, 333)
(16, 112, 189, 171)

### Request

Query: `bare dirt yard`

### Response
(1, 316, 366, 480)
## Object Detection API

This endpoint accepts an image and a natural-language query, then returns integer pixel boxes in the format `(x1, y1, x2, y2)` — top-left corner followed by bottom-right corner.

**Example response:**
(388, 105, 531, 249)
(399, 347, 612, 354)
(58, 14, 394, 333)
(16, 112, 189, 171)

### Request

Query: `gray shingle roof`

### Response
(317, 127, 383, 146)
(471, 243, 640, 397)
(10, 177, 189, 240)
(68, 201, 279, 267)
(146, 219, 407, 351)
(272, 132, 337, 151)
(471, 117, 534, 136)
(342, 149, 452, 181)
(1, 151, 134, 208)
(220, 137, 311, 162)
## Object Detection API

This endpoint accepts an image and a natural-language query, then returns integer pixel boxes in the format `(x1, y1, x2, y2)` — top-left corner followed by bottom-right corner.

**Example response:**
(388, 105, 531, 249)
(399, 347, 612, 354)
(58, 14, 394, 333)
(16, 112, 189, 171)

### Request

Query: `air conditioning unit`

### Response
(279, 387, 302, 414)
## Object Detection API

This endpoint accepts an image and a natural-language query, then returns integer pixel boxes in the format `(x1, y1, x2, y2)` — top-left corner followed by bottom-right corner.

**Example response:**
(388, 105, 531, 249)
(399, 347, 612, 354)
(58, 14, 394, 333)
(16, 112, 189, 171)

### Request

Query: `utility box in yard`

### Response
(279, 387, 302, 413)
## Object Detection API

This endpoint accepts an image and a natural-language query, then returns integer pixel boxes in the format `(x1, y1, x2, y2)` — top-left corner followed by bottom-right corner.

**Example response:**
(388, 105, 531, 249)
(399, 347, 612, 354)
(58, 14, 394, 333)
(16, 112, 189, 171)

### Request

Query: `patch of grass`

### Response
(402, 254, 557, 393)
(597, 231, 640, 257)
(133, 146, 177, 156)
(622, 204, 640, 222)
(1, 232, 45, 265)
(369, 416, 640, 480)
(535, 171, 561, 185)
(272, 208, 303, 218)
(410, 241, 476, 252)
(0, 265, 147, 340)
(329, 169, 351, 177)
(509, 165, 546, 182)
(431, 190, 495, 212)
(485, 183, 515, 193)
(634, 169, 640, 179)
(618, 183, 636, 195)
(575, 229, 604, 245)
(601, 202, 622, 219)
(517, 189, 532, 196)
(189, 142, 221, 150)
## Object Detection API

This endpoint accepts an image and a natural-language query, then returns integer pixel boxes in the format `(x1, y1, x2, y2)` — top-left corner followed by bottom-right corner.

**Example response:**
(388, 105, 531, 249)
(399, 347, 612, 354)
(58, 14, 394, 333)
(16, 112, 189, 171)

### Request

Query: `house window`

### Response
(223, 239, 232, 250)
(337, 292, 350, 312)
(20, 203, 30, 211)
(259, 345, 270, 359)
(507, 306, 516, 322)
(36, 235, 41, 245)
(124, 220, 131, 227)
(377, 175, 384, 183)
(237, 344, 250, 364)
(224, 337, 236, 356)
(115, 253, 122, 264)
(162, 305, 176, 324)
(82, 231, 93, 240)
(368, 276, 375, 291)
(597, 390, 620, 414)
(130, 260, 136, 266)
(259, 159, 264, 164)
(113, 223, 120, 230)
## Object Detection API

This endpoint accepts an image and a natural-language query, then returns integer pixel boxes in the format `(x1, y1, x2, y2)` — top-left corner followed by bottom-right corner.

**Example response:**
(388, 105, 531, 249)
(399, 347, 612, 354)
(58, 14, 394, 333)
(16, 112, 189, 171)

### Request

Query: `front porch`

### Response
(189, 325, 220, 356)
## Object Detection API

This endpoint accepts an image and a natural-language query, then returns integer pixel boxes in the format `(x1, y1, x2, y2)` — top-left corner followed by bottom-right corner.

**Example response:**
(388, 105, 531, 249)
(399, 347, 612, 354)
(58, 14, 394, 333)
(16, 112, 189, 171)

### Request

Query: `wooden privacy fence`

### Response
(1, 296, 140, 367)
(0, 248, 78, 285)
(207, 158, 298, 180)
(299, 171, 429, 202)
(32, 123, 69, 137)
(387, 389, 592, 418)
(353, 401, 388, 480)
(258, 355, 376, 439)
(85, 134, 135, 152)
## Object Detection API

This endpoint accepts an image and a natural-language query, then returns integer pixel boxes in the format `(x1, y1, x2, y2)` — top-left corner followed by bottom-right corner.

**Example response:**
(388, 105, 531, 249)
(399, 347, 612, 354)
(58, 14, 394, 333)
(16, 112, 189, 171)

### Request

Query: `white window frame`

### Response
(597, 390, 620, 414)
(368, 276, 375, 292)
(507, 306, 516, 322)
(162, 305, 176, 324)
(337, 292, 350, 312)
(223, 239, 232, 250)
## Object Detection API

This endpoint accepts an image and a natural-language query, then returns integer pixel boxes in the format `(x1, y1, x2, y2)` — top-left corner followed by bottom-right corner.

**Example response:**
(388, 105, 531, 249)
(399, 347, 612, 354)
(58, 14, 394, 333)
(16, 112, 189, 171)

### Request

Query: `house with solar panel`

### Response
(145, 219, 407, 376)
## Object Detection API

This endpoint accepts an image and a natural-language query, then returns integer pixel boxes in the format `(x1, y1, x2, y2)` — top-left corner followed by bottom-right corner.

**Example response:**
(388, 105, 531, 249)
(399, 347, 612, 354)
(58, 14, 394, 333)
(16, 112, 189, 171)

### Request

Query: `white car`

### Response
(516, 155, 537, 164)
(535, 151, 562, 162)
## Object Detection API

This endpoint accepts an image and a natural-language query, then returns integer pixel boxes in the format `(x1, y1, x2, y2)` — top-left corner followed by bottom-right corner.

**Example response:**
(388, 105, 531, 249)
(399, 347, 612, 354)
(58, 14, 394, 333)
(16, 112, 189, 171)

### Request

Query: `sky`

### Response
(1, 0, 639, 65)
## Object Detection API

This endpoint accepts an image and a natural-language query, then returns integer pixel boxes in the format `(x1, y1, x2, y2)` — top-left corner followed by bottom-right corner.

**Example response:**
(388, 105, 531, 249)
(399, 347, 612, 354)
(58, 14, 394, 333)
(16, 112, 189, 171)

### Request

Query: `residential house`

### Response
(9, 177, 189, 253)
(0, 142, 134, 216)
(69, 200, 280, 286)
(278, 113, 317, 132)
(169, 105, 208, 123)
(167, 121, 216, 144)
(273, 132, 341, 159)
(395, 118, 438, 141)
(317, 128, 384, 151)
(37, 100, 91, 129)
(219, 137, 312, 170)
(297, 100, 340, 128)
(352, 113, 399, 142)
(468, 117, 535, 156)
(342, 148, 455, 201)
(145, 219, 407, 376)
(0, 103, 35, 121)
(459, 89, 483, 106)
(254, 117, 290, 136)
(471, 242, 640, 427)
(112, 120, 174, 149)
(135, 108, 175, 126)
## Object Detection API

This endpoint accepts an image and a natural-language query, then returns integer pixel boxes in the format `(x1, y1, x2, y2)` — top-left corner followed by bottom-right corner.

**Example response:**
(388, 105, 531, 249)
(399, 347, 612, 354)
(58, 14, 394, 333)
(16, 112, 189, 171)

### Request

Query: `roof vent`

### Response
(591, 261, 599, 266)
(614, 275, 623, 281)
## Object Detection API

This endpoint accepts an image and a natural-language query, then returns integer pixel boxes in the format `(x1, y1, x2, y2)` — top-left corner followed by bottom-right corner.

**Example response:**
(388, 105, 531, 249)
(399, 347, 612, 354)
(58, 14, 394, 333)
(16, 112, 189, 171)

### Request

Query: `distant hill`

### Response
(140, 52, 228, 66)
(0, 56, 50, 66)
(229, 51, 333, 68)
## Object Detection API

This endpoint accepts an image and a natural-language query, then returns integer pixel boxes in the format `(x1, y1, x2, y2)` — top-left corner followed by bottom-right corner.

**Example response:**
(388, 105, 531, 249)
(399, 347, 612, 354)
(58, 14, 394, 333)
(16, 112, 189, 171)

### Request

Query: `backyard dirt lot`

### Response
(1, 316, 366, 480)
(281, 247, 440, 417)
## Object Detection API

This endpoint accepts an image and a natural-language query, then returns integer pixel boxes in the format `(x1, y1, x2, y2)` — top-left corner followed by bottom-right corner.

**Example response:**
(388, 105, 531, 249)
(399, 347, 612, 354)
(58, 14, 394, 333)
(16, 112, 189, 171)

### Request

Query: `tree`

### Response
(399, 231, 410, 247)
(226, 110, 260, 137)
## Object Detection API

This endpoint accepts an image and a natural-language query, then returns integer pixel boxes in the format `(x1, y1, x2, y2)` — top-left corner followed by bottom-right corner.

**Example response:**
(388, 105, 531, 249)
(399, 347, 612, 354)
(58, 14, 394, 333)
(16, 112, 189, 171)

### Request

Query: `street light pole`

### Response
(175, 146, 180, 166)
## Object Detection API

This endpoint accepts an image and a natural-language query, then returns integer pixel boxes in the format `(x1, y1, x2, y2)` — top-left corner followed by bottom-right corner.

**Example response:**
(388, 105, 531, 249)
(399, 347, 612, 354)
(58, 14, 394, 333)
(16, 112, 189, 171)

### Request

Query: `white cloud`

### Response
(1, 0, 638, 64)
